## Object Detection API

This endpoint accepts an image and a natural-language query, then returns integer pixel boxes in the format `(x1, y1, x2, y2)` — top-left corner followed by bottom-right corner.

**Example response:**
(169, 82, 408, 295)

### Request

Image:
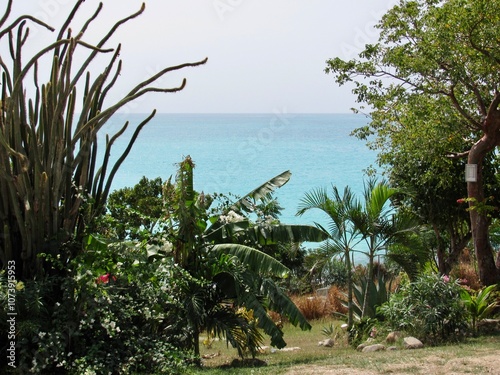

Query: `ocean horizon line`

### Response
(110, 111, 364, 116)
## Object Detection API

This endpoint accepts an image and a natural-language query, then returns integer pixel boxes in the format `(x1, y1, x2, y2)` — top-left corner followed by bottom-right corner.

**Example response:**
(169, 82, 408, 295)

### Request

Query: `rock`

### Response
(362, 344, 386, 352)
(341, 323, 349, 331)
(386, 331, 402, 343)
(387, 346, 398, 351)
(356, 343, 368, 351)
(280, 346, 301, 352)
(258, 346, 270, 354)
(318, 338, 335, 347)
(403, 336, 424, 349)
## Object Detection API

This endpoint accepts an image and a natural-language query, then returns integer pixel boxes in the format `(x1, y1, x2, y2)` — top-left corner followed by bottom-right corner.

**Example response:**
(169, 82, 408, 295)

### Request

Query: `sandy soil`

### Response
(283, 348, 500, 375)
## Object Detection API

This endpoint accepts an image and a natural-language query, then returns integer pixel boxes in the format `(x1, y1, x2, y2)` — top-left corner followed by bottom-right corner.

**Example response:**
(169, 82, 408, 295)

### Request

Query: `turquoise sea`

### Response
(100, 113, 378, 229)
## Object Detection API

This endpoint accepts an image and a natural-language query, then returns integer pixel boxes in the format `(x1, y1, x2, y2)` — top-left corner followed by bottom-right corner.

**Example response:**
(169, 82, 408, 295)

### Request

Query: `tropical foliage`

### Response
(349, 272, 394, 321)
(101, 176, 166, 241)
(2, 1, 500, 373)
(155, 157, 327, 359)
(297, 179, 419, 328)
(326, 0, 500, 285)
(297, 185, 362, 329)
(460, 284, 498, 334)
(379, 274, 469, 344)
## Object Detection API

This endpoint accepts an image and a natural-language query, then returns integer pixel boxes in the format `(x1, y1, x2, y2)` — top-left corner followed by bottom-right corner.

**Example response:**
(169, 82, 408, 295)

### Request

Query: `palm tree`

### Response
(297, 185, 363, 330)
(352, 179, 419, 318)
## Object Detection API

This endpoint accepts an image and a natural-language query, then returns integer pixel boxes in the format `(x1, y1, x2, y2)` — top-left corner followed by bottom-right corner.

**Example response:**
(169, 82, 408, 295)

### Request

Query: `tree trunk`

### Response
(361, 250, 374, 319)
(433, 225, 448, 274)
(346, 248, 353, 334)
(467, 110, 500, 286)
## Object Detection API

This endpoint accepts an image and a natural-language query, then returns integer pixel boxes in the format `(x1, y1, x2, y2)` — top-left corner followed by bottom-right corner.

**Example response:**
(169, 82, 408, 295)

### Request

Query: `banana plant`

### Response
(159, 157, 328, 360)
(0, 1, 206, 279)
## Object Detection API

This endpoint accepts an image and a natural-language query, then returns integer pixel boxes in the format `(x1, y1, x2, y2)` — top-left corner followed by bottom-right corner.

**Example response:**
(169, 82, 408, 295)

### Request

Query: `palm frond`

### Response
(238, 288, 288, 348)
(205, 306, 264, 359)
(296, 187, 329, 216)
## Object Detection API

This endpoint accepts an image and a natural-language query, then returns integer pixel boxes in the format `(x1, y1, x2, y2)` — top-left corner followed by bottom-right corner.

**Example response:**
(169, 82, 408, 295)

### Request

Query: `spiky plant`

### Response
(0, 0, 206, 279)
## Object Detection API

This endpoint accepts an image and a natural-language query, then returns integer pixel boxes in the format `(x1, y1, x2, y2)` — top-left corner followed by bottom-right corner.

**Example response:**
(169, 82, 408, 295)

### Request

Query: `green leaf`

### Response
(211, 243, 290, 278)
(244, 224, 328, 246)
(231, 170, 291, 213)
(83, 234, 108, 252)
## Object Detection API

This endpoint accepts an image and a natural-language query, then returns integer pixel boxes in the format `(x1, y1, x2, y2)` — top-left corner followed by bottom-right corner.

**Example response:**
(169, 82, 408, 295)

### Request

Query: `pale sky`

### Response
(10, 0, 398, 113)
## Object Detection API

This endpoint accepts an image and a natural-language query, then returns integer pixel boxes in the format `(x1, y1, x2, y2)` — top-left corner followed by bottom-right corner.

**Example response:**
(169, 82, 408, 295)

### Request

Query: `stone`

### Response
(403, 336, 424, 349)
(341, 323, 349, 331)
(387, 346, 398, 351)
(318, 338, 335, 347)
(258, 346, 270, 354)
(362, 344, 386, 352)
(386, 331, 403, 344)
(280, 346, 301, 352)
(356, 343, 368, 352)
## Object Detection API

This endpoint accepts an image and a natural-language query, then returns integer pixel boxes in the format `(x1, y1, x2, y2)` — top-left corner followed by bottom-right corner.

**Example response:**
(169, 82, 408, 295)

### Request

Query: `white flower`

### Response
(163, 241, 173, 252)
(220, 210, 245, 224)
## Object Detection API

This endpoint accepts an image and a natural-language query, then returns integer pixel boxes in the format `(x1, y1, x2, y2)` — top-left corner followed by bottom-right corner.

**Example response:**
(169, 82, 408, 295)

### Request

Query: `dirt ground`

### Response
(283, 348, 500, 375)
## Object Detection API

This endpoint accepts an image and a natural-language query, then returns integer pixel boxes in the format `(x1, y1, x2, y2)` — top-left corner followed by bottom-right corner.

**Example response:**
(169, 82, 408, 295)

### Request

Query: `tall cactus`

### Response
(0, 0, 207, 279)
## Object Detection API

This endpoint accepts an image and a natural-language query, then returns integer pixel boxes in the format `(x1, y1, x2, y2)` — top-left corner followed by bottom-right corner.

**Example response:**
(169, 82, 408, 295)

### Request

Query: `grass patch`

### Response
(187, 319, 500, 375)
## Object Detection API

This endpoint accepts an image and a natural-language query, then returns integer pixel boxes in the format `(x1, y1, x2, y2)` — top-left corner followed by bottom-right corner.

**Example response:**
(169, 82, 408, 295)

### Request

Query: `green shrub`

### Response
(1, 239, 197, 374)
(378, 274, 468, 344)
(348, 317, 378, 347)
(460, 284, 498, 334)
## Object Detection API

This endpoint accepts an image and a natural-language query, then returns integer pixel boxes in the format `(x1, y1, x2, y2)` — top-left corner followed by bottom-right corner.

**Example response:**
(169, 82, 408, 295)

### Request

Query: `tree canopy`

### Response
(326, 0, 500, 285)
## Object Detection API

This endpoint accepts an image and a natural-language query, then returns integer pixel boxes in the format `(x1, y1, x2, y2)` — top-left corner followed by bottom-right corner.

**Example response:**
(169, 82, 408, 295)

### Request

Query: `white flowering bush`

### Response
(1, 238, 198, 374)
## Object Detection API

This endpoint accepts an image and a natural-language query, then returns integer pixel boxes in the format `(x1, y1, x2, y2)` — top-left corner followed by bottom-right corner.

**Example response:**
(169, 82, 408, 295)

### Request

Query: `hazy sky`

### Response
(11, 0, 398, 113)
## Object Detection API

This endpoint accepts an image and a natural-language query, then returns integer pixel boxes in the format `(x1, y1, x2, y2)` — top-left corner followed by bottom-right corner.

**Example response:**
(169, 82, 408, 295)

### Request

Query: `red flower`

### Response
(457, 198, 466, 204)
(96, 273, 116, 284)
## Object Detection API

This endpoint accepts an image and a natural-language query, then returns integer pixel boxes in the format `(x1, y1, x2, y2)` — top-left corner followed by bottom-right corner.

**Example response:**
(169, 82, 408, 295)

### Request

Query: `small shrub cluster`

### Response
(378, 274, 469, 344)
(326, 286, 348, 316)
(0, 240, 197, 374)
(291, 295, 327, 320)
(289, 286, 349, 321)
